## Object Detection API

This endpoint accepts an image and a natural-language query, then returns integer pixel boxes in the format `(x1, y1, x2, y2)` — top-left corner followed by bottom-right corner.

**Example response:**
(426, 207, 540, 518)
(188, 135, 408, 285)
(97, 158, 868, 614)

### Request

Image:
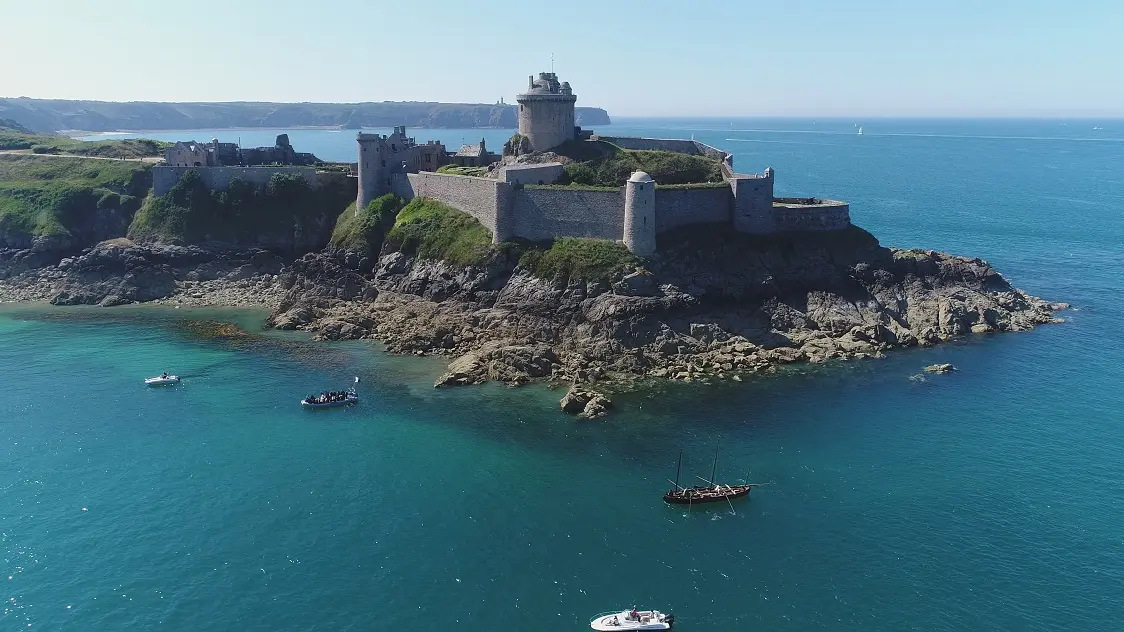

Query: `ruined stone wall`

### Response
(405, 172, 500, 235)
(511, 188, 624, 242)
(654, 186, 733, 234)
(164, 145, 208, 168)
(152, 166, 319, 197)
(771, 200, 851, 232)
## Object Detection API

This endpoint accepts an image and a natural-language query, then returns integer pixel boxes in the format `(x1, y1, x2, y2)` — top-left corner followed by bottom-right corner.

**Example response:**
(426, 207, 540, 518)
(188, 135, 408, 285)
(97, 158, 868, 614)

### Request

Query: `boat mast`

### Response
(674, 449, 682, 490)
(711, 437, 721, 485)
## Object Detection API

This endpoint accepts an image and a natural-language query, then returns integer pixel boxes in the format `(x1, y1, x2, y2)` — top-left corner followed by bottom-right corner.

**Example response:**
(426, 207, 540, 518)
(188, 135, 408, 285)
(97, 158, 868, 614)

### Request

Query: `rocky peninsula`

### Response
(0, 217, 1065, 418)
(0, 136, 1065, 419)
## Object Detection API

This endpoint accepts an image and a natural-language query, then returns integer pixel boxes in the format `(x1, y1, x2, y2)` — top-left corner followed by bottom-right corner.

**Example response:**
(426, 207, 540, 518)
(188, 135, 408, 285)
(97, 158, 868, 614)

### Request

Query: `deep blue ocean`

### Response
(3, 119, 1119, 630)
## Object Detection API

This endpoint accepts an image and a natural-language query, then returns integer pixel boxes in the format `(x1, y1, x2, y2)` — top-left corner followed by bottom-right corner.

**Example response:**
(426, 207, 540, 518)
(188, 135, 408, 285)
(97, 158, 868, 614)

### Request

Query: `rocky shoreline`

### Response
(264, 226, 1066, 416)
(0, 227, 1066, 419)
(0, 241, 285, 309)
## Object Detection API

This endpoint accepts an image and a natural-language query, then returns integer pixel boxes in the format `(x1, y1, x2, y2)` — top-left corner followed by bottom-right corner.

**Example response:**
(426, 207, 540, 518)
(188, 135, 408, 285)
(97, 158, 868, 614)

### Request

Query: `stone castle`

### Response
(357, 72, 850, 254)
(152, 71, 849, 253)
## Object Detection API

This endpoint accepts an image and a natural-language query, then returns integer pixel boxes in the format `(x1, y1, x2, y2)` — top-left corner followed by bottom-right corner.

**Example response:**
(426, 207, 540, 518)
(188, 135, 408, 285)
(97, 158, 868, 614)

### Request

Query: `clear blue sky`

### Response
(2, 0, 1122, 117)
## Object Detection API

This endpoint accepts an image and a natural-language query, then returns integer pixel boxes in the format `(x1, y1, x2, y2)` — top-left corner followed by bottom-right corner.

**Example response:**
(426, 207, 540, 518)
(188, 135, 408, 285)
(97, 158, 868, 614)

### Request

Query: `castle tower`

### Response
(623, 171, 656, 255)
(731, 167, 775, 234)
(356, 132, 385, 212)
(516, 72, 577, 152)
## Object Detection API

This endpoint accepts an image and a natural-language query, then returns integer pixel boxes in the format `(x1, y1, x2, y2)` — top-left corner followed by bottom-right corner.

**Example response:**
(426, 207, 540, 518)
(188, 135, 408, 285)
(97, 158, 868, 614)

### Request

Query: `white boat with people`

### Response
(301, 387, 359, 409)
(145, 372, 180, 386)
(591, 608, 674, 630)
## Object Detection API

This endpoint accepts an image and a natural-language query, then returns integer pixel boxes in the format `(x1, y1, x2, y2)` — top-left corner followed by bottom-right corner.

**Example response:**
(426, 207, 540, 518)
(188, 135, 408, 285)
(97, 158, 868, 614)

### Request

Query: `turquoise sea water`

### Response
(7, 119, 1120, 630)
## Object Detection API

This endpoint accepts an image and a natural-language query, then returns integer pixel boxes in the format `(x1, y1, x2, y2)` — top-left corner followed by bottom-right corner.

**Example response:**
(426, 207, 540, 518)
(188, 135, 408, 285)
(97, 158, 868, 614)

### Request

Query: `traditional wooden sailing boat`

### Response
(663, 439, 764, 506)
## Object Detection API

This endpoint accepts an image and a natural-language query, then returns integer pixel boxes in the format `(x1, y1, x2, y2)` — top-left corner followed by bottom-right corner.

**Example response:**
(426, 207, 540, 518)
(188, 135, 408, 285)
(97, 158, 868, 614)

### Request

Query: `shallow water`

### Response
(6, 119, 1121, 630)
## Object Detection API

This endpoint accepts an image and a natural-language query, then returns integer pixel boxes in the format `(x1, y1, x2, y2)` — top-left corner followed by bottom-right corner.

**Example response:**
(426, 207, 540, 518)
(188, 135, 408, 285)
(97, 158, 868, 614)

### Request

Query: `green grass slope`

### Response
(554, 140, 723, 187)
(0, 154, 151, 243)
(330, 194, 405, 256)
(0, 131, 169, 159)
(384, 197, 494, 266)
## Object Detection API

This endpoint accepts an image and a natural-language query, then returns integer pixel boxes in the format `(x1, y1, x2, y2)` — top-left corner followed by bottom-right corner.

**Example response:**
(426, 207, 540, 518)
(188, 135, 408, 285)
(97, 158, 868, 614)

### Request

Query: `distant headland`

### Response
(0, 97, 611, 134)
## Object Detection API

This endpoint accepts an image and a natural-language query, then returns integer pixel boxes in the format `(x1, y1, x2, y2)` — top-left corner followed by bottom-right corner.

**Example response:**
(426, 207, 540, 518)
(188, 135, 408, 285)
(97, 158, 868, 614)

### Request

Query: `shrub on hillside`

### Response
(436, 165, 489, 177)
(518, 237, 637, 283)
(128, 171, 351, 248)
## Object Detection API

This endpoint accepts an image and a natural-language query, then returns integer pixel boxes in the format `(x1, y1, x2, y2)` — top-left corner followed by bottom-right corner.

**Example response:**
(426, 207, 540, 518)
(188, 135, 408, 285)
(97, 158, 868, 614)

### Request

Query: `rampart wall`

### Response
(152, 166, 320, 196)
(404, 172, 500, 235)
(692, 142, 729, 162)
(596, 136, 701, 154)
(511, 188, 624, 242)
(771, 199, 851, 232)
(654, 186, 732, 234)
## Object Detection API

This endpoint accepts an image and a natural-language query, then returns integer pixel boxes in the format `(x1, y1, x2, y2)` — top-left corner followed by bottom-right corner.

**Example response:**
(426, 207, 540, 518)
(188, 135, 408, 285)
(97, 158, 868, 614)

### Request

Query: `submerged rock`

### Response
(560, 385, 613, 419)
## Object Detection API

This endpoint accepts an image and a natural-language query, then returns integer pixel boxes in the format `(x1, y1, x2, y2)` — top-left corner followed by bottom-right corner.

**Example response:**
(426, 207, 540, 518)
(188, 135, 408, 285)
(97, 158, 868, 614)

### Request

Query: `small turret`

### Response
(623, 171, 656, 255)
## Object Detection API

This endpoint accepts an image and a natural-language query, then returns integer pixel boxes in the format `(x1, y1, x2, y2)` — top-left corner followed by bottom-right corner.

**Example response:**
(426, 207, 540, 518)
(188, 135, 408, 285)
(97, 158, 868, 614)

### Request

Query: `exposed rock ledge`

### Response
(264, 226, 1066, 416)
(0, 241, 285, 308)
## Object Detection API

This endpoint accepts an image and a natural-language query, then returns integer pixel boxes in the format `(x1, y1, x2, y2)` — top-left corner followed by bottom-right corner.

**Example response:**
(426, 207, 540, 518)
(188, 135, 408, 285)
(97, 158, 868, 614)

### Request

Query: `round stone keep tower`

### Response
(623, 171, 656, 255)
(516, 72, 577, 152)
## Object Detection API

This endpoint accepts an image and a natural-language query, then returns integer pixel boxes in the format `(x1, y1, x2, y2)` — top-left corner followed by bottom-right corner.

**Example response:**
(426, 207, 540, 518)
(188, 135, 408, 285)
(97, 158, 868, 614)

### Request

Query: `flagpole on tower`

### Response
(551, 53, 554, 73)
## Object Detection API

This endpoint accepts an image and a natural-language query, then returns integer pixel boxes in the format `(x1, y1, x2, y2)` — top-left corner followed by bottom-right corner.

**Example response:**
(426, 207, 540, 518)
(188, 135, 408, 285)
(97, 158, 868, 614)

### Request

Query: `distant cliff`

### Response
(0, 98, 612, 133)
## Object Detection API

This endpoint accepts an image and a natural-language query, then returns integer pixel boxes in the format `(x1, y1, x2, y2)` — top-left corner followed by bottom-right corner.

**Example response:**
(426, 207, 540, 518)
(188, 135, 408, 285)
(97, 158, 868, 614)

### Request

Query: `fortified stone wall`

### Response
(654, 186, 733, 234)
(404, 172, 501, 235)
(730, 173, 776, 235)
(771, 200, 851, 232)
(692, 141, 729, 162)
(152, 166, 320, 196)
(510, 188, 624, 242)
(595, 137, 702, 155)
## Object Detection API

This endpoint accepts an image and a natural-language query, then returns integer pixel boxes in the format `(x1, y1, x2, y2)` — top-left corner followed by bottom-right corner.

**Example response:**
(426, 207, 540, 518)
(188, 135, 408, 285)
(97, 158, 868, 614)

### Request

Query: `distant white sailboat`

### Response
(857, 126, 863, 136)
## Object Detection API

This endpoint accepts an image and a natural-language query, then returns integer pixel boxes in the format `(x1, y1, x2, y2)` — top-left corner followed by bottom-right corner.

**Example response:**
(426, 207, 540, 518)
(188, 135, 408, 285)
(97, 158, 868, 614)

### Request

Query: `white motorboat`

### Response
(591, 609, 674, 631)
(145, 374, 180, 386)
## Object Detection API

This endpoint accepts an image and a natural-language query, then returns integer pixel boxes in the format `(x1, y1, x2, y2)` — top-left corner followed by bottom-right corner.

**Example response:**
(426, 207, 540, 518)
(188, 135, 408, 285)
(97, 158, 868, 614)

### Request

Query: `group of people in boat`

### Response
(606, 609, 649, 626)
(305, 390, 354, 405)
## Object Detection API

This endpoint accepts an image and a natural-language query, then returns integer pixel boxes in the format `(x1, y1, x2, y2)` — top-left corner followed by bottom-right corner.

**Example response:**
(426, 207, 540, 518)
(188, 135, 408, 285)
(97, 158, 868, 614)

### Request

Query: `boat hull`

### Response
(144, 377, 179, 386)
(663, 486, 751, 505)
(300, 398, 358, 409)
(591, 610, 672, 630)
